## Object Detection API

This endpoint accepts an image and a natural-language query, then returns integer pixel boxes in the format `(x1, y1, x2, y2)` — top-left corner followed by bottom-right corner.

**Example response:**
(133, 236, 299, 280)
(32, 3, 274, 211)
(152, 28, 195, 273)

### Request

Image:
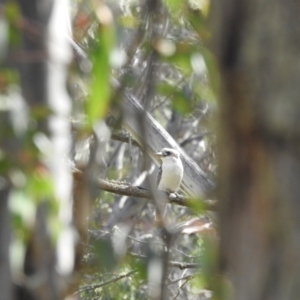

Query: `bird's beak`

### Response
(154, 151, 163, 157)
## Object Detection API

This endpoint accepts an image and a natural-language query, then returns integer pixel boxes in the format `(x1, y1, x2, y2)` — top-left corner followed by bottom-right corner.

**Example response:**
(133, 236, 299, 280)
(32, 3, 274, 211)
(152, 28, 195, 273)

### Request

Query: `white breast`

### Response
(158, 157, 183, 192)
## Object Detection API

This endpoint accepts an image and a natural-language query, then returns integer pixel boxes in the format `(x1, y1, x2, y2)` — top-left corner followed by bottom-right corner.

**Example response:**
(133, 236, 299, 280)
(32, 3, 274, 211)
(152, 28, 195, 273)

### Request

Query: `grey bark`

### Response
(0, 188, 13, 300)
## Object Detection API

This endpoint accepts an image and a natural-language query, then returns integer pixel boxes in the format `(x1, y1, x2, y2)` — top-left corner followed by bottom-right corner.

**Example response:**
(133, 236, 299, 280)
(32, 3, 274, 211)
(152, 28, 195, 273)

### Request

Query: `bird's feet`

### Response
(168, 192, 179, 200)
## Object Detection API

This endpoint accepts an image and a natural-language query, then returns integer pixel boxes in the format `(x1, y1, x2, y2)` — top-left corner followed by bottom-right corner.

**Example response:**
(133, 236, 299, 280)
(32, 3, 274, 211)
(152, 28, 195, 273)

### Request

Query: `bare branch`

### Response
(111, 130, 141, 148)
(103, 178, 218, 211)
(130, 253, 200, 269)
(127, 234, 202, 259)
(171, 275, 193, 300)
(167, 274, 194, 285)
(97, 178, 151, 199)
(179, 131, 211, 147)
(168, 261, 199, 270)
(76, 270, 136, 294)
(74, 170, 217, 211)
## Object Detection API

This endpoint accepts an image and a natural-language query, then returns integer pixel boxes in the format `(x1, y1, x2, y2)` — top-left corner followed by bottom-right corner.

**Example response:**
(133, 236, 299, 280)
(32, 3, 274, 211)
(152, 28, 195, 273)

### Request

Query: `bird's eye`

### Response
(164, 151, 170, 156)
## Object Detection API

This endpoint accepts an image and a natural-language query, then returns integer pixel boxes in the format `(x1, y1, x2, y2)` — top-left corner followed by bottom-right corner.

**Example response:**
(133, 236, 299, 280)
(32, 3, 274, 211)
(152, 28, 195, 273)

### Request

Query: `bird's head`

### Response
(154, 148, 180, 161)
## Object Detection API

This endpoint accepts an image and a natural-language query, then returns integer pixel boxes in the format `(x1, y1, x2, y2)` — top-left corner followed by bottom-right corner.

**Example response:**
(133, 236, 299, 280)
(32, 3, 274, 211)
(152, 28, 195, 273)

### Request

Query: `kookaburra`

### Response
(154, 148, 184, 193)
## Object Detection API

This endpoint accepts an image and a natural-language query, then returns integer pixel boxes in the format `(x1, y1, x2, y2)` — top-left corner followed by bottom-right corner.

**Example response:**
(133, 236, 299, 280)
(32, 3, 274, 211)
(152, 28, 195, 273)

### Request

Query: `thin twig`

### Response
(180, 131, 211, 147)
(127, 234, 201, 259)
(130, 252, 199, 269)
(172, 276, 192, 300)
(168, 261, 199, 270)
(76, 270, 136, 294)
(168, 274, 194, 286)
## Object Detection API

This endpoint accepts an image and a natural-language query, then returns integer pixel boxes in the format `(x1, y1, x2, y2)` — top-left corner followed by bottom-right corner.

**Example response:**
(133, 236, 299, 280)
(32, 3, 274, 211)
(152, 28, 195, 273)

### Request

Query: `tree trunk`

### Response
(0, 189, 13, 300)
(212, 0, 300, 299)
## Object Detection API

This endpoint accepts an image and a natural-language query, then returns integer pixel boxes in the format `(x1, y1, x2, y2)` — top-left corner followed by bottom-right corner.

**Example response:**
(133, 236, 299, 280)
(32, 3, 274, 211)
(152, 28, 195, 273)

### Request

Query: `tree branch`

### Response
(167, 274, 194, 285)
(130, 253, 199, 269)
(179, 131, 211, 147)
(95, 177, 218, 211)
(97, 178, 151, 199)
(111, 130, 141, 148)
(168, 261, 199, 270)
(76, 270, 136, 294)
(73, 170, 218, 211)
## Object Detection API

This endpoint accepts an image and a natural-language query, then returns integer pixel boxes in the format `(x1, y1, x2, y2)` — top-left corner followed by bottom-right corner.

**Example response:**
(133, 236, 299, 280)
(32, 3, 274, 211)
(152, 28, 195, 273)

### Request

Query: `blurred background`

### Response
(1, 0, 300, 299)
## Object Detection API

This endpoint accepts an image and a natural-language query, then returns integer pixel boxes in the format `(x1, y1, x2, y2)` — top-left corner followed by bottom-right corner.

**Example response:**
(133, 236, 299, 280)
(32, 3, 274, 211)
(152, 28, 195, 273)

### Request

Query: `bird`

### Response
(154, 148, 184, 193)
(106, 148, 184, 229)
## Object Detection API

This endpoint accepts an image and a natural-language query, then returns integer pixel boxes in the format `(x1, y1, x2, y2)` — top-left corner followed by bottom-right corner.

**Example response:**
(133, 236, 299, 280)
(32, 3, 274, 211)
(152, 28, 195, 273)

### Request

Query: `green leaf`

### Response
(25, 167, 55, 202)
(158, 82, 192, 114)
(188, 6, 211, 40)
(4, 2, 21, 47)
(118, 15, 140, 28)
(9, 190, 36, 227)
(93, 237, 117, 271)
(86, 25, 115, 128)
(163, 0, 186, 19)
(188, 197, 207, 214)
